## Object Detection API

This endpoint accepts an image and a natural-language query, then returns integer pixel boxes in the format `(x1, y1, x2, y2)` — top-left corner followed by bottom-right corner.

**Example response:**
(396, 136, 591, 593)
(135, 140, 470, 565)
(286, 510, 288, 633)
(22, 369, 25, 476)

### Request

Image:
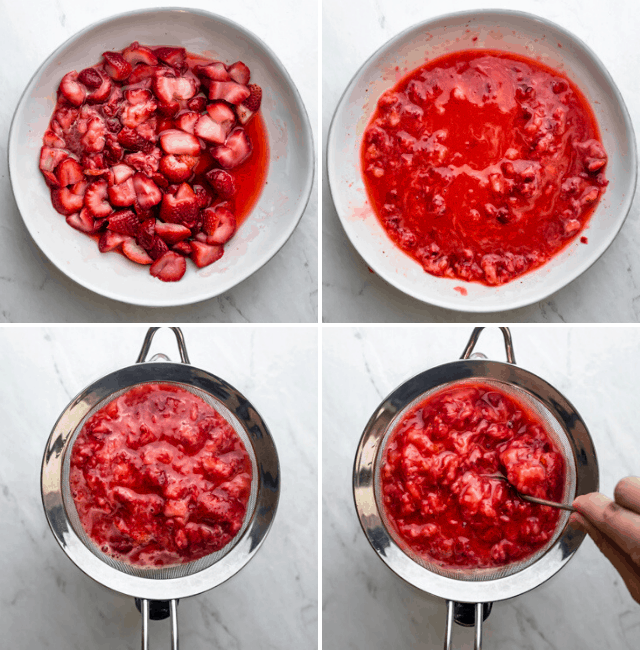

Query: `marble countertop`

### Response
(322, 0, 640, 322)
(0, 0, 318, 323)
(0, 326, 318, 649)
(323, 326, 640, 649)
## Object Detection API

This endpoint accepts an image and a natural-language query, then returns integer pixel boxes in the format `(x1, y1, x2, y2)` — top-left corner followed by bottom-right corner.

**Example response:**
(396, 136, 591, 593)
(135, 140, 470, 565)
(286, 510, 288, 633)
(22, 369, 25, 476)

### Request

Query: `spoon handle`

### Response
(521, 494, 576, 512)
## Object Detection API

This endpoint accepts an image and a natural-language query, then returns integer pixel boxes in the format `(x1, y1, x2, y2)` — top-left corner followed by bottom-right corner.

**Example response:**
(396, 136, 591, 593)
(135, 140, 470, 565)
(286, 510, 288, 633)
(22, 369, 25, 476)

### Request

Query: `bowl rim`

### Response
(326, 7, 638, 313)
(8, 6, 315, 308)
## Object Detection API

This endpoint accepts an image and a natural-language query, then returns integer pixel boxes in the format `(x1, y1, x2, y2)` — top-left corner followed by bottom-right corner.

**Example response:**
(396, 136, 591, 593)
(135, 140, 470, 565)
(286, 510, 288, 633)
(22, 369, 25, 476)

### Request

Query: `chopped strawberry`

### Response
(211, 128, 252, 169)
(102, 87, 124, 117)
(206, 102, 236, 132)
(122, 239, 152, 264)
(80, 116, 106, 153)
(195, 62, 230, 81)
(108, 177, 136, 207)
(66, 208, 96, 233)
(153, 73, 197, 104)
(137, 118, 158, 142)
(154, 47, 186, 70)
(151, 172, 169, 189)
(99, 230, 132, 253)
(157, 101, 180, 117)
(136, 218, 156, 250)
(148, 236, 169, 260)
(228, 62, 251, 85)
(109, 163, 135, 185)
(132, 173, 163, 209)
(122, 42, 158, 66)
(194, 115, 226, 144)
(43, 130, 66, 148)
(84, 179, 113, 218)
(205, 169, 236, 198)
(104, 136, 124, 165)
(121, 90, 158, 128)
(155, 221, 192, 244)
(124, 148, 162, 176)
(40, 147, 69, 173)
(118, 127, 153, 152)
(150, 251, 186, 281)
(56, 158, 84, 186)
(243, 84, 262, 112)
(193, 183, 214, 208)
(159, 154, 198, 183)
(81, 153, 108, 176)
(78, 68, 103, 89)
(54, 106, 79, 131)
(208, 81, 251, 105)
(190, 241, 224, 268)
(59, 72, 86, 106)
(107, 209, 139, 236)
(102, 51, 132, 81)
(51, 184, 86, 216)
(202, 204, 237, 244)
(159, 182, 199, 226)
(175, 111, 200, 134)
(187, 96, 207, 112)
(86, 72, 112, 104)
(159, 130, 201, 155)
(235, 104, 254, 125)
(172, 240, 192, 256)
(128, 64, 158, 84)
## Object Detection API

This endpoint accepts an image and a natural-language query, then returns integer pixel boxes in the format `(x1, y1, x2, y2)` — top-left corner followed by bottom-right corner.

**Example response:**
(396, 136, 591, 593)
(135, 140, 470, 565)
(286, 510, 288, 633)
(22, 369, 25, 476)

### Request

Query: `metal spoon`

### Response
(483, 472, 576, 512)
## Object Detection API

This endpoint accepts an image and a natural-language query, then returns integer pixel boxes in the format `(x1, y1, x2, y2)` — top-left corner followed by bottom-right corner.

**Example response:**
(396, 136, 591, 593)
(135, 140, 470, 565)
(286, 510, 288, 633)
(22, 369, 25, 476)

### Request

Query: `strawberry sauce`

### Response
(69, 383, 252, 567)
(380, 383, 565, 569)
(362, 50, 608, 286)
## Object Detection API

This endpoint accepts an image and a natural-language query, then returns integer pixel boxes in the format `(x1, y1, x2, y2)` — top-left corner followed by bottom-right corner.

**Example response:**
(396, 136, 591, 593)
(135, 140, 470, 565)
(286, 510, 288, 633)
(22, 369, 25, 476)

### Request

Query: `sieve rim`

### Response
(353, 358, 599, 604)
(42, 360, 280, 601)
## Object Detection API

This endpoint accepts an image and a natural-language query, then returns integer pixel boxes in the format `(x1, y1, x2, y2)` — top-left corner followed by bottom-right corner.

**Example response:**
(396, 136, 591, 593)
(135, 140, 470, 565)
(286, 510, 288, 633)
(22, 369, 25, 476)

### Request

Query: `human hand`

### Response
(571, 477, 640, 604)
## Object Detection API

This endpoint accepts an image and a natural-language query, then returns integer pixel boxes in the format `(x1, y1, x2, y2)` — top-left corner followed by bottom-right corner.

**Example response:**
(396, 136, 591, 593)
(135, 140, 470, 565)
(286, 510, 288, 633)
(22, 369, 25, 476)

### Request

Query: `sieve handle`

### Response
(137, 327, 191, 365)
(140, 599, 179, 650)
(444, 601, 488, 650)
(460, 327, 516, 364)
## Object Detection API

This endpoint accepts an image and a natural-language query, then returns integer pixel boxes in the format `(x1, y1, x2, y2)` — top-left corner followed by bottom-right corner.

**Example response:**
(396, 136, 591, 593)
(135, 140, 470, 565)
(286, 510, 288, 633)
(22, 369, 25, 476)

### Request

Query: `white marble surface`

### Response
(0, 0, 318, 323)
(322, 0, 640, 322)
(323, 326, 640, 648)
(0, 326, 318, 649)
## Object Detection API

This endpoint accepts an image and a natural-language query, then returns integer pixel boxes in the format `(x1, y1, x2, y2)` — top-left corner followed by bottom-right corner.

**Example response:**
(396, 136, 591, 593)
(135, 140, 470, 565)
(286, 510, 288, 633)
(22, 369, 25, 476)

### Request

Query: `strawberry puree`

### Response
(70, 383, 252, 567)
(381, 382, 565, 568)
(362, 50, 608, 286)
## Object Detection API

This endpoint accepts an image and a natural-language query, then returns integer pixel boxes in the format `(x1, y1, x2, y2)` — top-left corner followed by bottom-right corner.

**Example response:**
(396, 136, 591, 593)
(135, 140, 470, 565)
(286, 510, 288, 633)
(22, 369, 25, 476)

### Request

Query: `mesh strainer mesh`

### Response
(374, 377, 577, 582)
(61, 381, 259, 580)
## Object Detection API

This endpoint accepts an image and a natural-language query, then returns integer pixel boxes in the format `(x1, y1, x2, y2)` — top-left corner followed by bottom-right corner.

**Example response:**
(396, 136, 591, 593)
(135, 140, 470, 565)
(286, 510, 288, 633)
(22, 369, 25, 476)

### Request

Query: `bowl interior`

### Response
(10, 8, 313, 307)
(327, 10, 636, 312)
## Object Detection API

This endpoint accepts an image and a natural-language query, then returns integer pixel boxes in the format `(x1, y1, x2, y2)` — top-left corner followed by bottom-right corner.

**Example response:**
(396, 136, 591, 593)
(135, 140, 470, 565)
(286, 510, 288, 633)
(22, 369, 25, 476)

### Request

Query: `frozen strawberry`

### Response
(194, 115, 226, 144)
(153, 73, 197, 104)
(59, 71, 86, 107)
(66, 208, 96, 233)
(78, 68, 103, 89)
(132, 173, 163, 209)
(175, 111, 200, 134)
(84, 179, 113, 218)
(150, 250, 187, 281)
(102, 51, 132, 81)
(202, 205, 236, 244)
(108, 177, 136, 207)
(148, 236, 169, 260)
(43, 130, 66, 148)
(121, 89, 158, 128)
(159, 182, 199, 226)
(187, 96, 207, 112)
(136, 218, 156, 250)
(51, 183, 86, 216)
(125, 148, 162, 176)
(208, 81, 251, 105)
(128, 64, 158, 84)
(243, 84, 262, 112)
(86, 72, 112, 104)
(206, 102, 235, 133)
(211, 128, 252, 169)
(159, 130, 201, 155)
(195, 62, 230, 81)
(99, 230, 131, 253)
(172, 240, 192, 256)
(228, 61, 251, 85)
(122, 239, 152, 264)
(154, 46, 186, 69)
(40, 147, 69, 174)
(155, 221, 191, 245)
(107, 209, 139, 236)
(159, 154, 198, 183)
(122, 41, 158, 66)
(190, 241, 224, 268)
(205, 169, 236, 198)
(109, 163, 135, 186)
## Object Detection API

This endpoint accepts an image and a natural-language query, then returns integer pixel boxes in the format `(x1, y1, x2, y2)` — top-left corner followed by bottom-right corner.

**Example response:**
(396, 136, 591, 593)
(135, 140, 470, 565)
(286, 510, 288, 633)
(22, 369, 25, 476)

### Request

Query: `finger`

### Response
(614, 477, 640, 516)
(572, 493, 640, 565)
(571, 508, 640, 604)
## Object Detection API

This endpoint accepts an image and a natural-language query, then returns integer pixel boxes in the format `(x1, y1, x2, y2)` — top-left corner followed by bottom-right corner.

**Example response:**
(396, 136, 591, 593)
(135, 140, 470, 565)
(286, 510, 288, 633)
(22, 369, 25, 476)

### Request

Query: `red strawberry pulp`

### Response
(70, 383, 252, 567)
(40, 43, 269, 283)
(380, 382, 565, 569)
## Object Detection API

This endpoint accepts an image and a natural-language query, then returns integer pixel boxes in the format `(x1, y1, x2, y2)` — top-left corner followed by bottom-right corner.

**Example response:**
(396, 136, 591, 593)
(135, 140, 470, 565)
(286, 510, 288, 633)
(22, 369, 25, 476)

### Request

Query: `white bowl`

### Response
(9, 8, 314, 307)
(327, 9, 637, 313)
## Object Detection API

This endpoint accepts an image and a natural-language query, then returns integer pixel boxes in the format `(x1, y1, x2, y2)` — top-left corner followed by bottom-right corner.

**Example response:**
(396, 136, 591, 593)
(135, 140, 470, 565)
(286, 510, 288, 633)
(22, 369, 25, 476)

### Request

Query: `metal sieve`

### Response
(42, 327, 280, 649)
(353, 327, 598, 649)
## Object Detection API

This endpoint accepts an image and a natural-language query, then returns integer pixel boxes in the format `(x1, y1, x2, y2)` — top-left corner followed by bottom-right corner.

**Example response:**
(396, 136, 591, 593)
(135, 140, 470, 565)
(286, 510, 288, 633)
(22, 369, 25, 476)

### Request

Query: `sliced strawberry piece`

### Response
(172, 241, 192, 256)
(81, 153, 108, 176)
(103, 87, 124, 117)
(151, 172, 169, 189)
(107, 209, 139, 236)
(128, 64, 158, 84)
(235, 104, 255, 125)
(109, 163, 135, 186)
(51, 184, 86, 216)
(195, 62, 230, 81)
(123, 42, 159, 66)
(121, 90, 158, 128)
(206, 102, 236, 131)
(202, 205, 237, 244)
(136, 218, 156, 250)
(54, 106, 79, 131)
(125, 148, 162, 176)
(228, 61, 251, 85)
(56, 158, 84, 186)
(193, 183, 214, 208)
(159, 130, 201, 155)
(154, 47, 186, 70)
(66, 208, 96, 233)
(194, 115, 226, 144)
(84, 179, 113, 218)
(157, 101, 180, 117)
(99, 230, 131, 253)
(175, 111, 200, 134)
(102, 51, 132, 81)
(118, 127, 153, 152)
(208, 81, 251, 105)
(148, 236, 169, 260)
(153, 73, 197, 104)
(159, 182, 199, 226)
(59, 72, 86, 107)
(40, 147, 69, 173)
(205, 169, 236, 198)
(159, 154, 198, 183)
(43, 130, 66, 148)
(150, 251, 186, 281)
(132, 173, 162, 209)
(78, 68, 103, 89)
(108, 177, 136, 207)
(155, 221, 192, 245)
(80, 116, 106, 153)
(135, 118, 158, 143)
(104, 136, 124, 165)
(86, 72, 112, 105)
(187, 96, 207, 112)
(243, 84, 262, 112)
(122, 239, 152, 264)
(211, 128, 252, 169)
(190, 241, 224, 268)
